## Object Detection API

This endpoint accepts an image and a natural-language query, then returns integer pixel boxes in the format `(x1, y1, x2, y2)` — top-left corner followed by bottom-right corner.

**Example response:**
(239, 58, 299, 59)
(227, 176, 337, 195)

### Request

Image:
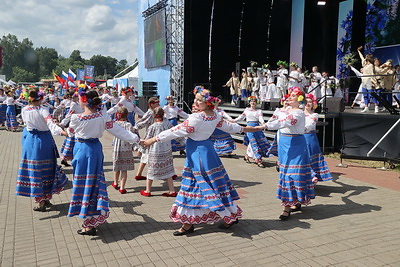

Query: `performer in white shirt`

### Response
(143, 86, 263, 236)
(0, 88, 7, 126)
(259, 71, 268, 102)
(107, 88, 144, 125)
(287, 63, 301, 89)
(276, 61, 289, 99)
(233, 96, 270, 168)
(265, 87, 315, 220)
(16, 90, 68, 212)
(309, 66, 322, 99)
(67, 89, 140, 236)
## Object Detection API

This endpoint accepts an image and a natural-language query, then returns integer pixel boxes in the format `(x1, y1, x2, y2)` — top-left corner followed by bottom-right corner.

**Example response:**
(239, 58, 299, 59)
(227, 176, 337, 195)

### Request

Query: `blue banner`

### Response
(76, 68, 84, 81)
(84, 65, 95, 81)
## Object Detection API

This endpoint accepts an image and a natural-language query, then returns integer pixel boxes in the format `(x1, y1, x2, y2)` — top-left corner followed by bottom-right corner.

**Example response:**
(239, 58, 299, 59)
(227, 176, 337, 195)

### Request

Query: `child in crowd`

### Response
(140, 107, 177, 197)
(112, 107, 138, 194)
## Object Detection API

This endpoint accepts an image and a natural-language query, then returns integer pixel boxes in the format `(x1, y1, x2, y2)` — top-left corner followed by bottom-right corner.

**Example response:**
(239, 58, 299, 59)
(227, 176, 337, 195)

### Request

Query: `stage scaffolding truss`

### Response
(166, 0, 185, 109)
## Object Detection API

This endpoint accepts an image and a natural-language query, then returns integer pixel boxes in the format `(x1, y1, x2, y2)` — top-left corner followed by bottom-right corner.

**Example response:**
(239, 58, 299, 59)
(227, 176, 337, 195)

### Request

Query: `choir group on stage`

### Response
(5, 73, 335, 237)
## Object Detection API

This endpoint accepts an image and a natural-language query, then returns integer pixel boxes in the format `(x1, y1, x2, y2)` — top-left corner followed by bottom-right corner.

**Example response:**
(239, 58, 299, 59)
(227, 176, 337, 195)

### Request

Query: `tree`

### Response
(11, 66, 35, 82)
(116, 59, 128, 74)
(88, 54, 118, 79)
(36, 47, 58, 78)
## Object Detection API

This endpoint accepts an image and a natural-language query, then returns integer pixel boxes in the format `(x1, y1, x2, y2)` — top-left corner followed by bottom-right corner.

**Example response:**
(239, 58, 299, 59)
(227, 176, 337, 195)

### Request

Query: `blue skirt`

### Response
(0, 104, 6, 124)
(68, 138, 108, 219)
(128, 112, 135, 126)
(210, 128, 236, 155)
(304, 132, 332, 182)
(276, 133, 315, 206)
(16, 129, 67, 201)
(174, 139, 240, 211)
(6, 105, 19, 129)
(60, 136, 76, 160)
(265, 133, 278, 157)
(169, 118, 186, 152)
(243, 121, 270, 160)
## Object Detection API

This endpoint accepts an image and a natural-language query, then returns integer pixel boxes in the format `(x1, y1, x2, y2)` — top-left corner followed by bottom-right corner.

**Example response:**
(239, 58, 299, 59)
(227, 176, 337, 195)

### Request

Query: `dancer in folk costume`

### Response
(287, 63, 301, 89)
(350, 66, 366, 109)
(107, 87, 145, 126)
(133, 97, 160, 180)
(67, 89, 139, 236)
(224, 71, 240, 104)
(259, 70, 268, 102)
(304, 94, 332, 185)
(15, 90, 68, 211)
(5, 90, 24, 131)
(275, 61, 289, 99)
(140, 107, 177, 197)
(233, 96, 270, 168)
(163, 95, 188, 154)
(265, 87, 315, 220)
(111, 107, 138, 194)
(0, 88, 7, 126)
(45, 88, 57, 114)
(210, 101, 237, 156)
(265, 67, 278, 101)
(309, 66, 322, 99)
(143, 86, 264, 235)
(59, 90, 83, 167)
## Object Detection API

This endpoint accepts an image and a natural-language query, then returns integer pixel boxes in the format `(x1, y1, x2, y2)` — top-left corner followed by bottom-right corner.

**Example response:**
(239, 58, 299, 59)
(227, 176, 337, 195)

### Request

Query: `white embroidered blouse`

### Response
(266, 108, 305, 134)
(305, 113, 319, 133)
(233, 108, 264, 124)
(21, 105, 63, 135)
(68, 111, 139, 144)
(156, 111, 243, 143)
(163, 105, 189, 120)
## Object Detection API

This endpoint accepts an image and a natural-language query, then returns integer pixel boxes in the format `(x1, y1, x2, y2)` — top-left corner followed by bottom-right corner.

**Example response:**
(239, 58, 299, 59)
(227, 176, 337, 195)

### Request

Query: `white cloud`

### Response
(0, 0, 138, 63)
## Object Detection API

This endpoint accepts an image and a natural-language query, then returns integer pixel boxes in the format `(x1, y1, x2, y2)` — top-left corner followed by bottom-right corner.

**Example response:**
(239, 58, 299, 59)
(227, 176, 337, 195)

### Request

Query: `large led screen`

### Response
(144, 9, 167, 68)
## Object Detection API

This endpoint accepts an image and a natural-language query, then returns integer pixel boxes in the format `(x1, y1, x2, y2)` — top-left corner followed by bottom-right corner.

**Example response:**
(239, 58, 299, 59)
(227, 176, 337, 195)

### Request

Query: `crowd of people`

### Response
(2, 78, 334, 237)
(224, 55, 400, 113)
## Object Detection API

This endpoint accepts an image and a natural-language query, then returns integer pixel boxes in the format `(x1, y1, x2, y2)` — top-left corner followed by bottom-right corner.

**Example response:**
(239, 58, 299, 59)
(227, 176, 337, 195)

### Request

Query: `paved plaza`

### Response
(0, 128, 400, 266)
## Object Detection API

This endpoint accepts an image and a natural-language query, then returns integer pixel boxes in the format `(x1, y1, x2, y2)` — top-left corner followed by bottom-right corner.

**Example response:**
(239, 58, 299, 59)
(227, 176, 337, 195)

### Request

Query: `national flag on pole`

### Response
(68, 69, 76, 81)
(62, 71, 68, 81)
(76, 68, 84, 81)
(53, 72, 65, 84)
(84, 65, 95, 81)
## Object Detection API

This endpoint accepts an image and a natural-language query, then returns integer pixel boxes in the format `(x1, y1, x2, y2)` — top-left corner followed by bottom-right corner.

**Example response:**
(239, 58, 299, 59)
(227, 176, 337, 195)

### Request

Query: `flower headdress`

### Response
(248, 95, 260, 103)
(165, 95, 175, 101)
(288, 87, 305, 102)
(305, 94, 318, 110)
(193, 86, 220, 110)
(290, 62, 299, 68)
(280, 93, 290, 105)
(277, 60, 288, 68)
(121, 88, 132, 95)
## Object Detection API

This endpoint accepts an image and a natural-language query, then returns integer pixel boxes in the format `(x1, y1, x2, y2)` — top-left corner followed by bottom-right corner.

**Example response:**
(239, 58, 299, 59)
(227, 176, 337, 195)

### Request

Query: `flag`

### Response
(84, 65, 95, 81)
(53, 72, 65, 84)
(62, 71, 68, 81)
(77, 68, 84, 81)
(68, 69, 76, 81)
(0, 46, 2, 68)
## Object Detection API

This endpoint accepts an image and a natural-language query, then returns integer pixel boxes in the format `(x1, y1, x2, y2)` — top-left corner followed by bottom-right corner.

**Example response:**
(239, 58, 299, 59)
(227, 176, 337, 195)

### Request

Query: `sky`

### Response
(0, 0, 138, 64)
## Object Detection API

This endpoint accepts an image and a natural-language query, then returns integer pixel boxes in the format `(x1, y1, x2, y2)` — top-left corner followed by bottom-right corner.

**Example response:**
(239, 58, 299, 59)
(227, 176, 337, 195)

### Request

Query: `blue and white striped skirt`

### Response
(169, 118, 186, 152)
(243, 121, 270, 160)
(60, 136, 76, 160)
(304, 132, 332, 182)
(6, 105, 18, 129)
(210, 128, 236, 155)
(16, 129, 67, 202)
(170, 139, 242, 224)
(68, 138, 109, 219)
(0, 104, 6, 124)
(276, 133, 315, 206)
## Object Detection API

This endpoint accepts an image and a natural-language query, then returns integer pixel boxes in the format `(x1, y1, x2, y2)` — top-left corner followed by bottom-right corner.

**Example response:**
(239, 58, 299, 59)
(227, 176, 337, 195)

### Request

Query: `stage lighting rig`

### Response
(142, 0, 168, 18)
(317, 1, 326, 5)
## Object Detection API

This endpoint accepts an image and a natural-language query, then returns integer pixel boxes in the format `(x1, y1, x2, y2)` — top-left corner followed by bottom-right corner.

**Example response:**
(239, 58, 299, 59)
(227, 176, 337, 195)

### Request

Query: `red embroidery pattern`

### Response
(172, 120, 194, 133)
(78, 112, 102, 121)
(106, 121, 113, 129)
(25, 106, 40, 111)
(201, 113, 217, 121)
(216, 119, 224, 128)
(291, 119, 298, 125)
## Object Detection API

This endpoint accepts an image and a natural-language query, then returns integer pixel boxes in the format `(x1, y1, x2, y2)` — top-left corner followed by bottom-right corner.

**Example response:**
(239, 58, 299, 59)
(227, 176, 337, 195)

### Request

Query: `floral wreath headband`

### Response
(248, 96, 260, 103)
(165, 95, 175, 101)
(192, 86, 220, 110)
(288, 87, 305, 102)
(305, 93, 318, 109)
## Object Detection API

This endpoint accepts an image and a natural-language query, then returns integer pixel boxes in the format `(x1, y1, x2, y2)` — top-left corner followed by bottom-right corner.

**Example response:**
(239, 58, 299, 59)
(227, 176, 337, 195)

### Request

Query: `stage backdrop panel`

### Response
(341, 113, 400, 160)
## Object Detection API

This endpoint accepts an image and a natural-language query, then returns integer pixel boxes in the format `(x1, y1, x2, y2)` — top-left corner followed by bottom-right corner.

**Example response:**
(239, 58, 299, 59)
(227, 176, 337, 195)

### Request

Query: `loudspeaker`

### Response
(235, 99, 246, 108)
(325, 97, 345, 113)
(261, 101, 270, 110)
(270, 98, 281, 110)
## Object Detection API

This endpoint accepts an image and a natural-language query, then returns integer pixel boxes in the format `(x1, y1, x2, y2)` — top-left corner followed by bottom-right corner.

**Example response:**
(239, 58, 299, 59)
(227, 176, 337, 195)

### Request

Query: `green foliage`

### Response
(0, 34, 127, 82)
(11, 66, 36, 82)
